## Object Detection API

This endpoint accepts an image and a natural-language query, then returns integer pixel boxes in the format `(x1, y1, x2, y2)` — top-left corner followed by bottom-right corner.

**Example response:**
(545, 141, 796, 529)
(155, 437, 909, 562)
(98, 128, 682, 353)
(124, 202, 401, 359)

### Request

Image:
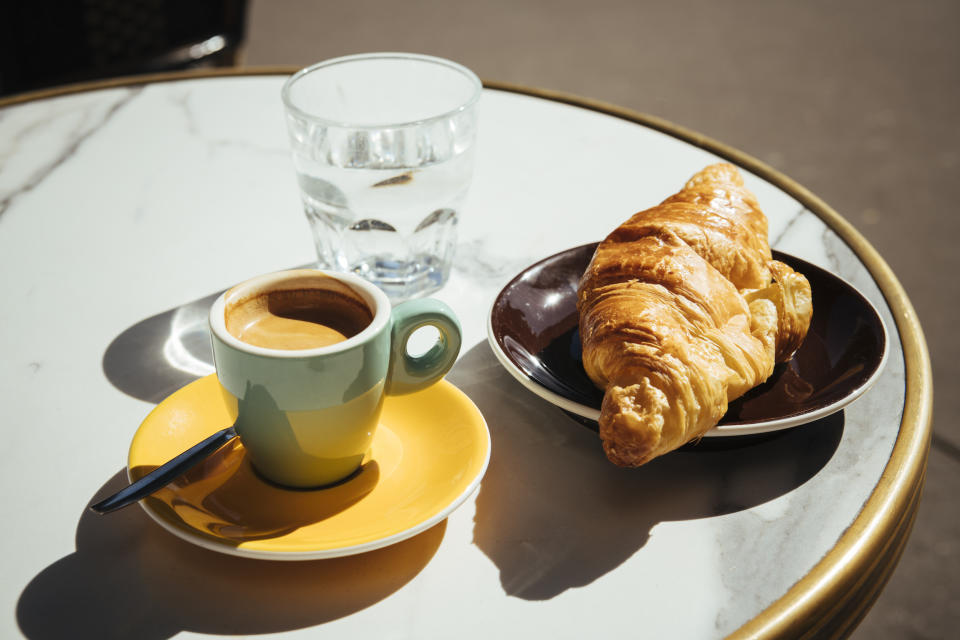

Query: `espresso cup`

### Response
(208, 269, 462, 488)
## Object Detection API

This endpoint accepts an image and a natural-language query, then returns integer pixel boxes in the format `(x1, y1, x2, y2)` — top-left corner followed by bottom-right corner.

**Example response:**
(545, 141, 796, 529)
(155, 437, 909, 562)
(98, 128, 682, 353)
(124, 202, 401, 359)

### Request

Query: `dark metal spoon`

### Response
(89, 425, 238, 514)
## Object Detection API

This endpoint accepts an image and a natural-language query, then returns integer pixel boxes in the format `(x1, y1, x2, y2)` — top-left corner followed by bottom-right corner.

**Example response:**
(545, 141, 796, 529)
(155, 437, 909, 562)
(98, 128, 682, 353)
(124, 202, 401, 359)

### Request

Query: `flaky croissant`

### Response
(577, 163, 812, 466)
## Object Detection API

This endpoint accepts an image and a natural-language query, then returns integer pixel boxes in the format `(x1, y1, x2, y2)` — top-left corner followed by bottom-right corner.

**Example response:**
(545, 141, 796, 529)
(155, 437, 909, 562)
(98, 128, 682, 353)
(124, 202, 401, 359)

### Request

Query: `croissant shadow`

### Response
(448, 342, 843, 601)
(16, 471, 445, 640)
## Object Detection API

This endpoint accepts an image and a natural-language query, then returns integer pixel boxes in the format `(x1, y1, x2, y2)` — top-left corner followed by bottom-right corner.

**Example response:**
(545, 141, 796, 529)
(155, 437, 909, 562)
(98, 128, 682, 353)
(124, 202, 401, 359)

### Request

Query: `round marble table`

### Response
(0, 70, 931, 639)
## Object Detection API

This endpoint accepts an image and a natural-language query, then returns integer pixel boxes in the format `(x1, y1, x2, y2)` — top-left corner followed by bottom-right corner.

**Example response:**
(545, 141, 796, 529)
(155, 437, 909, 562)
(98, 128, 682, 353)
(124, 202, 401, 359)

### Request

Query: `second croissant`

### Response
(577, 163, 813, 467)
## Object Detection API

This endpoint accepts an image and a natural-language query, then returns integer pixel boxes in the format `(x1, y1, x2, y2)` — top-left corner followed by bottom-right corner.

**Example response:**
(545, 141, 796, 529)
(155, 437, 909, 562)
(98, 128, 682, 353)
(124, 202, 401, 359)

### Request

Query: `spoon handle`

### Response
(90, 425, 238, 514)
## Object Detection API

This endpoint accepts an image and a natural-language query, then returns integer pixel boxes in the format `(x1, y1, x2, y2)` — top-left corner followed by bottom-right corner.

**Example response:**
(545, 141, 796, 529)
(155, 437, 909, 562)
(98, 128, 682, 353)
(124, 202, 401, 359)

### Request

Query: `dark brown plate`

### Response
(487, 243, 887, 436)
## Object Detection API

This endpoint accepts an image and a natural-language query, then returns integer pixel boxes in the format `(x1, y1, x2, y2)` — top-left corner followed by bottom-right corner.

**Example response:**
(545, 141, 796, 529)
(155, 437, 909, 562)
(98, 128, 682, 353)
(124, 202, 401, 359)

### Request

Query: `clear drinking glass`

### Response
(281, 53, 482, 301)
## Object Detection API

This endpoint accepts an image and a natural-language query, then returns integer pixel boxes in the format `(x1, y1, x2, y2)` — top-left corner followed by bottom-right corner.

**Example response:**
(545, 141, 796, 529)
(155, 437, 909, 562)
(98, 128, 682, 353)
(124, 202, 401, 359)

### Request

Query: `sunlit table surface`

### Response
(0, 70, 931, 639)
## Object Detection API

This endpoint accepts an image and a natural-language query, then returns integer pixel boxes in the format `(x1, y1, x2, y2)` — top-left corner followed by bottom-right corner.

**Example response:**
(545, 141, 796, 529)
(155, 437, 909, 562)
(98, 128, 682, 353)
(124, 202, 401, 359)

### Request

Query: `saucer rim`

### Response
(130, 376, 491, 561)
(486, 243, 889, 437)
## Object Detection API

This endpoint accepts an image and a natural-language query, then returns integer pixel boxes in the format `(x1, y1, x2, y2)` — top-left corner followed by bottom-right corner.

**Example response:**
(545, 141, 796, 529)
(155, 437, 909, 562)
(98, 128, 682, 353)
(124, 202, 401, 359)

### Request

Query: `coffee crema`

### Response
(225, 288, 373, 350)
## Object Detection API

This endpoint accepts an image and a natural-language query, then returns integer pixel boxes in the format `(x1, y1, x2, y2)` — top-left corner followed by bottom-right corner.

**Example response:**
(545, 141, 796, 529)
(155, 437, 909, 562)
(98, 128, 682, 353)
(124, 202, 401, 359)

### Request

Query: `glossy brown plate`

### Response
(487, 243, 887, 436)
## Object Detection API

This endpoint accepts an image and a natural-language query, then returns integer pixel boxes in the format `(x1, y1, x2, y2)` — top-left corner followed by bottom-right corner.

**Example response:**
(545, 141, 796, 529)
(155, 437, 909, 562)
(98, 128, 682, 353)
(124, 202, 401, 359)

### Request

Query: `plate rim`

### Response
(487, 242, 889, 437)
(10, 73, 930, 638)
(130, 376, 491, 561)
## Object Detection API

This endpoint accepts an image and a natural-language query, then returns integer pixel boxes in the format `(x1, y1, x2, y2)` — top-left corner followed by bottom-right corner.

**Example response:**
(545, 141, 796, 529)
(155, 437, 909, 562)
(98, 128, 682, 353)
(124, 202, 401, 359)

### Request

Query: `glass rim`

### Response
(281, 52, 483, 130)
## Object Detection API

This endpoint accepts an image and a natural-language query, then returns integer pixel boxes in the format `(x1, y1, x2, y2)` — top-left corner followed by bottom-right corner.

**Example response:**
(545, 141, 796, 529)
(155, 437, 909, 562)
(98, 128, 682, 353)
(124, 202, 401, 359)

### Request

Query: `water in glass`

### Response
(295, 141, 474, 301)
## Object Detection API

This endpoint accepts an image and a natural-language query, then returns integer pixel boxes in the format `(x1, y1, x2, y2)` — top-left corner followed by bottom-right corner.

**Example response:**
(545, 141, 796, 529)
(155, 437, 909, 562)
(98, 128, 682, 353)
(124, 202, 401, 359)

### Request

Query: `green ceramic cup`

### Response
(209, 269, 461, 488)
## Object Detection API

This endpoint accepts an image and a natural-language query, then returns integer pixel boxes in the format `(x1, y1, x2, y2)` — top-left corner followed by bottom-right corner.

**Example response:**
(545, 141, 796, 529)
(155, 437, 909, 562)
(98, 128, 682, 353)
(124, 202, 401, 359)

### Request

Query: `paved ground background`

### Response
(242, 1, 958, 636)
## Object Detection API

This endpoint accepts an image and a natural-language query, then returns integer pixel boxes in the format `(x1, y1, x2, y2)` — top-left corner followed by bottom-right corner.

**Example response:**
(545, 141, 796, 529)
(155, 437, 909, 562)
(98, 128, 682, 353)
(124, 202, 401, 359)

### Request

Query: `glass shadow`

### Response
(102, 291, 221, 404)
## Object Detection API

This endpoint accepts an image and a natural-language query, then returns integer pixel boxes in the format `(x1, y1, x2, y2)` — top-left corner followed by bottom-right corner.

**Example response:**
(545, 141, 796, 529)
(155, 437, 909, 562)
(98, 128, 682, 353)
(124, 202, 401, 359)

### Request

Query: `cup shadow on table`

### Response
(447, 342, 845, 601)
(96, 288, 845, 609)
(18, 295, 444, 639)
(16, 470, 446, 640)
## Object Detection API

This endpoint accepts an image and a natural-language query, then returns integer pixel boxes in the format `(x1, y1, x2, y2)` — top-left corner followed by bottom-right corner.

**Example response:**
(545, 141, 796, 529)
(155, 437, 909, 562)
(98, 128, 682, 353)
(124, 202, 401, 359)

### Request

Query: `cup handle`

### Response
(386, 298, 462, 395)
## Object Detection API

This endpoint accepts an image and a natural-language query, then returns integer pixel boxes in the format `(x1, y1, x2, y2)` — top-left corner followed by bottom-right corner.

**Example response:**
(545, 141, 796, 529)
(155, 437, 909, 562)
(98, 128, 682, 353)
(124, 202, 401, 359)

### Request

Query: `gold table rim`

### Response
(0, 67, 933, 639)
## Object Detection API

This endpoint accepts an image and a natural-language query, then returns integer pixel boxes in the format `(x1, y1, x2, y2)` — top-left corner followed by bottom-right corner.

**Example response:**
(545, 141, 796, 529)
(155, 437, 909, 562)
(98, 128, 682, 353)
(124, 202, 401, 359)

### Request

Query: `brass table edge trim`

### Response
(0, 70, 934, 639)
(828, 469, 925, 639)
(484, 81, 933, 640)
(796, 462, 926, 639)
(0, 66, 300, 108)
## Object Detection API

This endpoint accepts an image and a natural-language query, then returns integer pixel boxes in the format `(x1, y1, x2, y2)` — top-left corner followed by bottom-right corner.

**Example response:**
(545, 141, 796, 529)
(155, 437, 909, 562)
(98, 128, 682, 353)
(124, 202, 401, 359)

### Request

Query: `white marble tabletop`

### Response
(0, 74, 919, 639)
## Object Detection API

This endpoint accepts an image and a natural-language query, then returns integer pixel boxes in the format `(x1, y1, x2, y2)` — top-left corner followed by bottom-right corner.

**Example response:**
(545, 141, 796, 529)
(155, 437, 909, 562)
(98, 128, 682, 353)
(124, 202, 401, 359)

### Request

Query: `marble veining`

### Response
(161, 84, 290, 158)
(0, 88, 141, 218)
(770, 205, 810, 248)
(712, 216, 905, 633)
(0, 78, 911, 640)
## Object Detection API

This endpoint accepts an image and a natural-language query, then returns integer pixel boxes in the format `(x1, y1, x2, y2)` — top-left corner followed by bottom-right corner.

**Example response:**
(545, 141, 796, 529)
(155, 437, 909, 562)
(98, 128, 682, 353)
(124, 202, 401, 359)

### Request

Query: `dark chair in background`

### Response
(0, 0, 248, 98)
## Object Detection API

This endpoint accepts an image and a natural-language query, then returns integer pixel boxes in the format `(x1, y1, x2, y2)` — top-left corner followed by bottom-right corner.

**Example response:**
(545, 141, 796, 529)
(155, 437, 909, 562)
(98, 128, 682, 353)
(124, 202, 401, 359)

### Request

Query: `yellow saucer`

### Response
(129, 374, 490, 560)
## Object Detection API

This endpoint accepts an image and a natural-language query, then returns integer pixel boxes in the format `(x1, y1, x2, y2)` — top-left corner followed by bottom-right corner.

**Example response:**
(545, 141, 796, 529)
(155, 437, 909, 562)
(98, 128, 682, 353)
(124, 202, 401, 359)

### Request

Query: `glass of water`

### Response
(281, 53, 482, 301)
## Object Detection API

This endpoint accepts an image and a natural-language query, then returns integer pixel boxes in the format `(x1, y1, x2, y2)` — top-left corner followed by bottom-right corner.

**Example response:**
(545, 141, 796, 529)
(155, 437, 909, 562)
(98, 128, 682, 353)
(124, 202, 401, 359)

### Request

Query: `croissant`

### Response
(577, 163, 812, 466)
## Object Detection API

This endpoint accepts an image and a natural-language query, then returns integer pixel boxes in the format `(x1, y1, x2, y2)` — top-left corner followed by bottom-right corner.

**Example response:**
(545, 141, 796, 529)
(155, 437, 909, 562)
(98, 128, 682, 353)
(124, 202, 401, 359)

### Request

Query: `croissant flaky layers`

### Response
(577, 163, 813, 466)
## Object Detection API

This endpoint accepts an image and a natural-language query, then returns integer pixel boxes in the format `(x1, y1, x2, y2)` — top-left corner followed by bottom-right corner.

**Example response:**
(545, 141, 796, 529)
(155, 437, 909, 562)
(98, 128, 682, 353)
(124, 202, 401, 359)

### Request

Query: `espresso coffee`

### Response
(225, 287, 373, 350)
